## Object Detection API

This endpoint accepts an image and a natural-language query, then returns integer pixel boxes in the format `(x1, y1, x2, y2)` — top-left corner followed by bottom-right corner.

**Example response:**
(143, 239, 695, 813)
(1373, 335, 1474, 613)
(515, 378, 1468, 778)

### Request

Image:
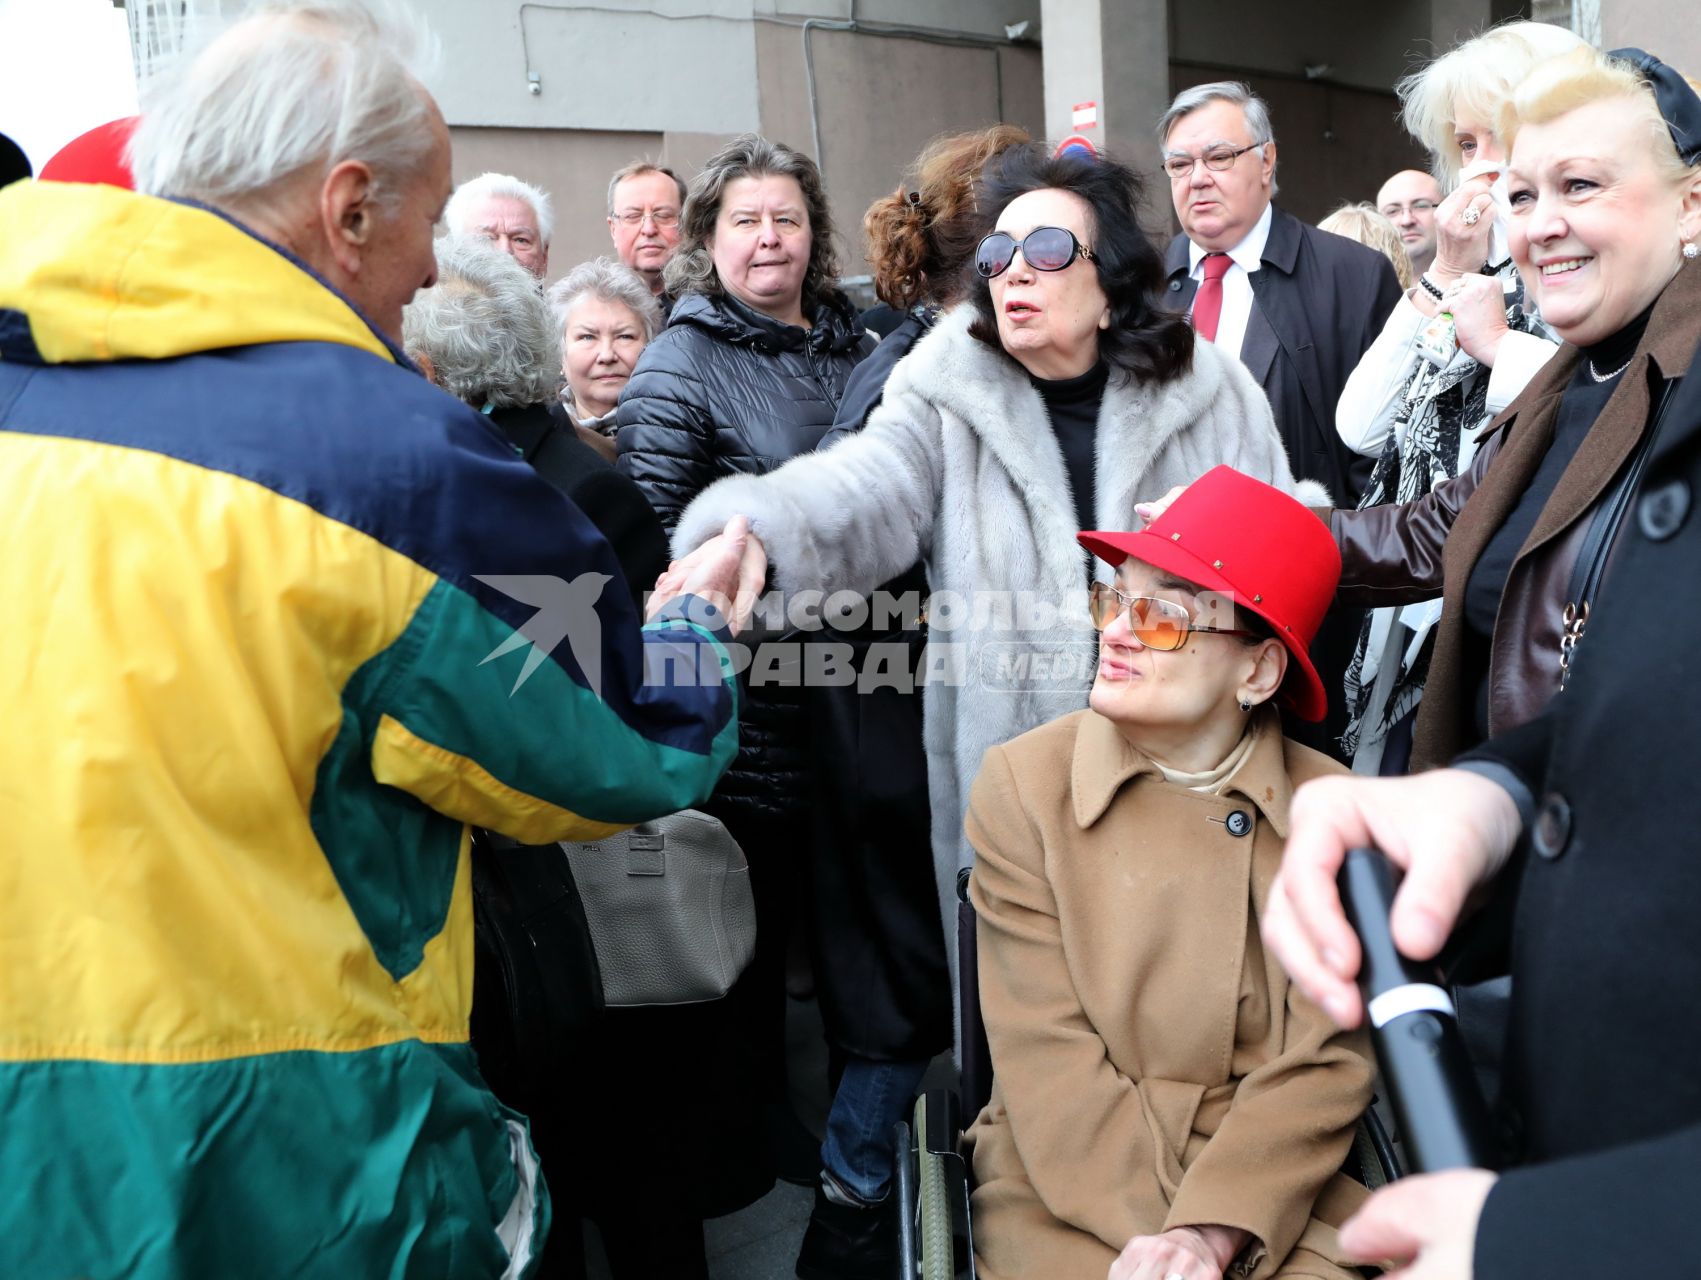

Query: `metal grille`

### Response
(124, 0, 231, 88)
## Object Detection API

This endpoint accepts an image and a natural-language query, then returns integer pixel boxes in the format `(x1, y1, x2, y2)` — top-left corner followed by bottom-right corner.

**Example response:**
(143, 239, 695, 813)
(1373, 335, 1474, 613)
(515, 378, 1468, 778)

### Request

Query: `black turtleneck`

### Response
(1460, 301, 1656, 738)
(1031, 360, 1109, 534)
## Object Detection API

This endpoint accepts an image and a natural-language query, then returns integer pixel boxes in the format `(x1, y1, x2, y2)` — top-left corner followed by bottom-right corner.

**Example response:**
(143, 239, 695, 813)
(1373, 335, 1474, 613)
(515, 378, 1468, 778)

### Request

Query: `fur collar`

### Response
(884, 304, 1239, 589)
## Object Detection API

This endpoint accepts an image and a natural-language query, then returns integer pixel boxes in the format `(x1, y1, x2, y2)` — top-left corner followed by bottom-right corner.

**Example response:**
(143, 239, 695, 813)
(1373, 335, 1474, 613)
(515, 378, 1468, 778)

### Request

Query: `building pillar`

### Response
(1040, 0, 1170, 175)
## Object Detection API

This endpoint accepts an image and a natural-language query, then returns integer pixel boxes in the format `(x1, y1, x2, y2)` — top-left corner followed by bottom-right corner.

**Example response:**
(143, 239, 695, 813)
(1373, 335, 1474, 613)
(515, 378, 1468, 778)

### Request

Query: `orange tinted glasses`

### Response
(1088, 582, 1255, 651)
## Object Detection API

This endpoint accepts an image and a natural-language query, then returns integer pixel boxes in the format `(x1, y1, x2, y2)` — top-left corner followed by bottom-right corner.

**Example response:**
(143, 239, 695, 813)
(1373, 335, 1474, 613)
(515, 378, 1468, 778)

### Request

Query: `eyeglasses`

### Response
(614, 208, 680, 228)
(974, 226, 1096, 279)
(1161, 143, 1263, 180)
(1379, 200, 1438, 217)
(1087, 582, 1255, 650)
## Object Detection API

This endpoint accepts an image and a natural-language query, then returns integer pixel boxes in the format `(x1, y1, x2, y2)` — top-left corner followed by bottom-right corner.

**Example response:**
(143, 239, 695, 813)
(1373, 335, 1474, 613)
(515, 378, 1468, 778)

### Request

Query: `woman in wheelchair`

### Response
(963, 468, 1375, 1280)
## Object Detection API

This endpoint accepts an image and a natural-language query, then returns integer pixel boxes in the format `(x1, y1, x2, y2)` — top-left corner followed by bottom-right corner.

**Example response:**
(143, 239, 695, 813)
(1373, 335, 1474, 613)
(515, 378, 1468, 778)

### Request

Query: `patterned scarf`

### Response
(1340, 268, 1551, 761)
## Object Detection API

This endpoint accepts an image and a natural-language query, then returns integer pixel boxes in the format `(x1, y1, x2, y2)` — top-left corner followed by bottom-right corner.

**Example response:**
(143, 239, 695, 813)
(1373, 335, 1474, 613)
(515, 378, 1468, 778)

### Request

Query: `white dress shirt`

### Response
(1187, 201, 1273, 361)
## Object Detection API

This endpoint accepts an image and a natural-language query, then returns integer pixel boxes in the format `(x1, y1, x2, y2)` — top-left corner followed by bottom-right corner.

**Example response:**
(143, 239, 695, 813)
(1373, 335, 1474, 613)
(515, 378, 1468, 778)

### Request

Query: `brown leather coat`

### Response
(1330, 263, 1701, 770)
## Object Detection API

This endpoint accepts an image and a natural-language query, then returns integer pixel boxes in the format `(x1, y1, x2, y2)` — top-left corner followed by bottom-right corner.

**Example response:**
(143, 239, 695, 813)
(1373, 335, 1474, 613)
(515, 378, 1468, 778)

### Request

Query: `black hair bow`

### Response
(1610, 47, 1701, 167)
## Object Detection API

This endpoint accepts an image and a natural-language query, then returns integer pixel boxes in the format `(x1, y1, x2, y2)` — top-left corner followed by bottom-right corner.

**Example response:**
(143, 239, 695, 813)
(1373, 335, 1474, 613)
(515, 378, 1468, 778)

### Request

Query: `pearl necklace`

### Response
(1586, 355, 1634, 383)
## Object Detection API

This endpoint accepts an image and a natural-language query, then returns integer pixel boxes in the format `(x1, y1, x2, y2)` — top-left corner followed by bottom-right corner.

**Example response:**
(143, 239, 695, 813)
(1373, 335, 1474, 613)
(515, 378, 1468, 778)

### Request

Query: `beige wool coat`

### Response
(964, 708, 1374, 1280)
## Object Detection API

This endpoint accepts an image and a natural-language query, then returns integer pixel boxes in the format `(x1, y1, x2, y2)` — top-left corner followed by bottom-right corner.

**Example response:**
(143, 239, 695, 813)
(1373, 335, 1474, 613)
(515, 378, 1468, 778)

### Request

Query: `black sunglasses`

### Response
(974, 226, 1097, 279)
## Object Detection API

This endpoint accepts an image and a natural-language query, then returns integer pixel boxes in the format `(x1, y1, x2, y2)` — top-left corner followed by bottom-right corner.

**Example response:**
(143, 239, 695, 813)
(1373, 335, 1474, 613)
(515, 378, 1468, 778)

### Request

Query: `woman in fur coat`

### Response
(667, 143, 1330, 994)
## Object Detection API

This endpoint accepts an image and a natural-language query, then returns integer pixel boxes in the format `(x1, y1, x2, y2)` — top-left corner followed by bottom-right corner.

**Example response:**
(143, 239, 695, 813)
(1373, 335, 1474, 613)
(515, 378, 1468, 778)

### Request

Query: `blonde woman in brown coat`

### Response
(964, 468, 1374, 1280)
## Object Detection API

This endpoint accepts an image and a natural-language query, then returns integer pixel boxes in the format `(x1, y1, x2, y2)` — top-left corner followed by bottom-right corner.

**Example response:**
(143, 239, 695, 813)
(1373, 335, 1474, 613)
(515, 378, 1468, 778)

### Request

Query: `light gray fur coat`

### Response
(675, 304, 1326, 1003)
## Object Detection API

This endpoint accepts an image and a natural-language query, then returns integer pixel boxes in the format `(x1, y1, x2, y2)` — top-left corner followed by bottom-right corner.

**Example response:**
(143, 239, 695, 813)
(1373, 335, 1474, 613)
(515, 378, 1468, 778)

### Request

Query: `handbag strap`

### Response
(1559, 375, 1679, 689)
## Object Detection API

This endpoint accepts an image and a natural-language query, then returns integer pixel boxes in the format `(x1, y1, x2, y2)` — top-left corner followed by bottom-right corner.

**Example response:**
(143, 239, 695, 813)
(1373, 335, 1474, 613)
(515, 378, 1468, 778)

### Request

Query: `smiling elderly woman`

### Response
(1319, 44, 1701, 770)
(665, 142, 1323, 1006)
(964, 468, 1372, 1280)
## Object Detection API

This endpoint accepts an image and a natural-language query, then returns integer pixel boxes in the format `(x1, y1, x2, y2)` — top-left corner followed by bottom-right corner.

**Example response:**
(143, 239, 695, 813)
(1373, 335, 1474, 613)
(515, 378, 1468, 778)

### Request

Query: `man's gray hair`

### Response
(605, 161, 688, 217)
(1157, 81, 1278, 194)
(131, 0, 440, 213)
(403, 237, 561, 410)
(546, 257, 665, 343)
(445, 172, 555, 247)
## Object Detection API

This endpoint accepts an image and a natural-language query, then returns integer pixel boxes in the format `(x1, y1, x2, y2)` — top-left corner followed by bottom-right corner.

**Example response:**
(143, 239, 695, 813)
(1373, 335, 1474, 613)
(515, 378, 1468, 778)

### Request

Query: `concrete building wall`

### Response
(414, 0, 1042, 285)
(427, 0, 1690, 284)
(1169, 0, 1435, 93)
(755, 23, 1043, 279)
(1599, 0, 1701, 73)
(416, 0, 761, 133)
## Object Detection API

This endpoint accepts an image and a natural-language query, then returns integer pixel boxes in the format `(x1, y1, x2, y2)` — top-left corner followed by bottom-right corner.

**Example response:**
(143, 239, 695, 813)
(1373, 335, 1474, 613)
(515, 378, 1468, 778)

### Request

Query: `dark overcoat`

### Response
(1459, 325, 1701, 1277)
(806, 311, 950, 1061)
(615, 289, 874, 823)
(1163, 204, 1403, 508)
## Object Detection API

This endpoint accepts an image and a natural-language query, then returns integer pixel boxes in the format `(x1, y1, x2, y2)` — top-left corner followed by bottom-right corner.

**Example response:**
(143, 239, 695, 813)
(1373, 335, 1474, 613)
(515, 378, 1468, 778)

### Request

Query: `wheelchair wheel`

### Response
(914, 1094, 954, 1280)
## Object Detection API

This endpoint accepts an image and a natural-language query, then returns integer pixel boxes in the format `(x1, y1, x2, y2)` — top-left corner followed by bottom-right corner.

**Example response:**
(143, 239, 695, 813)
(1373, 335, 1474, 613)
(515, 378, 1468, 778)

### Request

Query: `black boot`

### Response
(795, 1184, 895, 1280)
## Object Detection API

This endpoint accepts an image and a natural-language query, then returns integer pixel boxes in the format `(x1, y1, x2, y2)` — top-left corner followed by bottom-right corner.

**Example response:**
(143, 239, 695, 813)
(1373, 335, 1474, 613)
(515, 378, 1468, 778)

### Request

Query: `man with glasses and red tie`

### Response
(1159, 81, 1403, 756)
(606, 160, 688, 314)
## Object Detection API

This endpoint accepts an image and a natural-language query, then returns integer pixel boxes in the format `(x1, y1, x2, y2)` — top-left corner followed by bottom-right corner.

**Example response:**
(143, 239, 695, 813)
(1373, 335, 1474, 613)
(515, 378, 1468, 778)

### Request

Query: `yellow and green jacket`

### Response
(0, 181, 739, 1278)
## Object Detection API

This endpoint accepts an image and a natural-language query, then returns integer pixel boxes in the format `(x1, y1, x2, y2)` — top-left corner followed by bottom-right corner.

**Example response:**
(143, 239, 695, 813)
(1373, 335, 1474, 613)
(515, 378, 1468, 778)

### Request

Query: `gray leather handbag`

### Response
(559, 809, 756, 1007)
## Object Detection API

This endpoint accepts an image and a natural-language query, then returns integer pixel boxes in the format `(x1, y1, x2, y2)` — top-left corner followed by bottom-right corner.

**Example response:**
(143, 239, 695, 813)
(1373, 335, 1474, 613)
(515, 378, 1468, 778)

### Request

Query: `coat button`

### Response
(1168, 278, 1183, 292)
(1532, 793, 1572, 860)
(1638, 478, 1690, 541)
(1225, 809, 1253, 837)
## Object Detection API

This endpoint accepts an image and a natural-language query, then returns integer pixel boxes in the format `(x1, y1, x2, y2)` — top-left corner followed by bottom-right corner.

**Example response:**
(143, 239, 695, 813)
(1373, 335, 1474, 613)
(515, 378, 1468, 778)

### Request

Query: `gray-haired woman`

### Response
(404, 237, 668, 608)
(403, 234, 560, 410)
(546, 257, 663, 462)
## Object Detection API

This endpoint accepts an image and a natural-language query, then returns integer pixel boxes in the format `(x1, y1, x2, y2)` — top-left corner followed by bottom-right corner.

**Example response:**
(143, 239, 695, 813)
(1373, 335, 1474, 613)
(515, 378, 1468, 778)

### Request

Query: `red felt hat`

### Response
(1077, 466, 1341, 722)
(39, 117, 139, 190)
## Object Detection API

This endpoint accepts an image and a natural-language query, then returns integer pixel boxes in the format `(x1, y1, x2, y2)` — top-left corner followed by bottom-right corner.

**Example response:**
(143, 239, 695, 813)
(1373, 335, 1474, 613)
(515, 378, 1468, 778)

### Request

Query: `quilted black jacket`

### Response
(615, 288, 873, 821)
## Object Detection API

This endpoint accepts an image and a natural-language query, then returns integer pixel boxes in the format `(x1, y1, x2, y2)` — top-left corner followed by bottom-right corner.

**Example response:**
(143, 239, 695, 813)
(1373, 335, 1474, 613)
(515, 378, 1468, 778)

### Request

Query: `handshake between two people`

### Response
(645, 516, 769, 637)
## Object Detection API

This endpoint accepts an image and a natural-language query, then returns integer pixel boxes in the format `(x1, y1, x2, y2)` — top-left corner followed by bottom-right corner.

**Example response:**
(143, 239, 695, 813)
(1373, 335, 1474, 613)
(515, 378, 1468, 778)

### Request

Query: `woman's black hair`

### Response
(967, 143, 1195, 385)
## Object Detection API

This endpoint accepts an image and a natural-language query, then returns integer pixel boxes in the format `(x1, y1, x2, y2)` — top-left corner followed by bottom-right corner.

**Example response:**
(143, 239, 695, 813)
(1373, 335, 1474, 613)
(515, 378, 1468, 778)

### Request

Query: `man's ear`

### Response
(1260, 142, 1278, 188)
(412, 350, 438, 385)
(320, 158, 378, 276)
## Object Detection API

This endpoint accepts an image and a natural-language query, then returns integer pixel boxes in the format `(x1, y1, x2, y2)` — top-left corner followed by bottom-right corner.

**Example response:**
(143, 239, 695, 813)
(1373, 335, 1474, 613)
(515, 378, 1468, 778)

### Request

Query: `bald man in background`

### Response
(1376, 169, 1444, 277)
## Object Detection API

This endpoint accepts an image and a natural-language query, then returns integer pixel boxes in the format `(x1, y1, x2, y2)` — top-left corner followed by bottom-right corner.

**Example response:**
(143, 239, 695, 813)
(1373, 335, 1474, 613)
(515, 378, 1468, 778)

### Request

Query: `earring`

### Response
(1685, 241, 1700, 260)
(1238, 696, 1252, 712)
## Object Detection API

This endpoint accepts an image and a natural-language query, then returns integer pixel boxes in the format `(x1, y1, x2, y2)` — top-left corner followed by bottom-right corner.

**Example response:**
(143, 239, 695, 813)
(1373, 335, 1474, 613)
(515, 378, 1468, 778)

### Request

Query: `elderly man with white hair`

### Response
(446, 170, 553, 278)
(0, 2, 758, 1276)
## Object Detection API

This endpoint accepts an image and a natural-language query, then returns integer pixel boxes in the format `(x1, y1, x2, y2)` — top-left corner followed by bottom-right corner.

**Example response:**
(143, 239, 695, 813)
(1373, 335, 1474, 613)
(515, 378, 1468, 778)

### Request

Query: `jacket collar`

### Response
(0, 180, 401, 368)
(1187, 201, 1273, 275)
(886, 305, 1240, 597)
(1479, 258, 1701, 443)
(1165, 203, 1300, 282)
(1071, 706, 1294, 836)
(668, 288, 867, 356)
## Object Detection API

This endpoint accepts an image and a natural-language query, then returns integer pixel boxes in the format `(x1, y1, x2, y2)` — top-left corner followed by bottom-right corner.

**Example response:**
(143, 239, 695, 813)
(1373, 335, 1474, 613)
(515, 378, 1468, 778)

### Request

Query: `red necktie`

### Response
(1191, 252, 1233, 343)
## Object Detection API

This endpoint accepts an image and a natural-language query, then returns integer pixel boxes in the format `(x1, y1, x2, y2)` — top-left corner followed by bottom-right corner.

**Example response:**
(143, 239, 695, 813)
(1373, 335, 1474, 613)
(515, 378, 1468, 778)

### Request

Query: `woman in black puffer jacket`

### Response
(615, 133, 872, 1189)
